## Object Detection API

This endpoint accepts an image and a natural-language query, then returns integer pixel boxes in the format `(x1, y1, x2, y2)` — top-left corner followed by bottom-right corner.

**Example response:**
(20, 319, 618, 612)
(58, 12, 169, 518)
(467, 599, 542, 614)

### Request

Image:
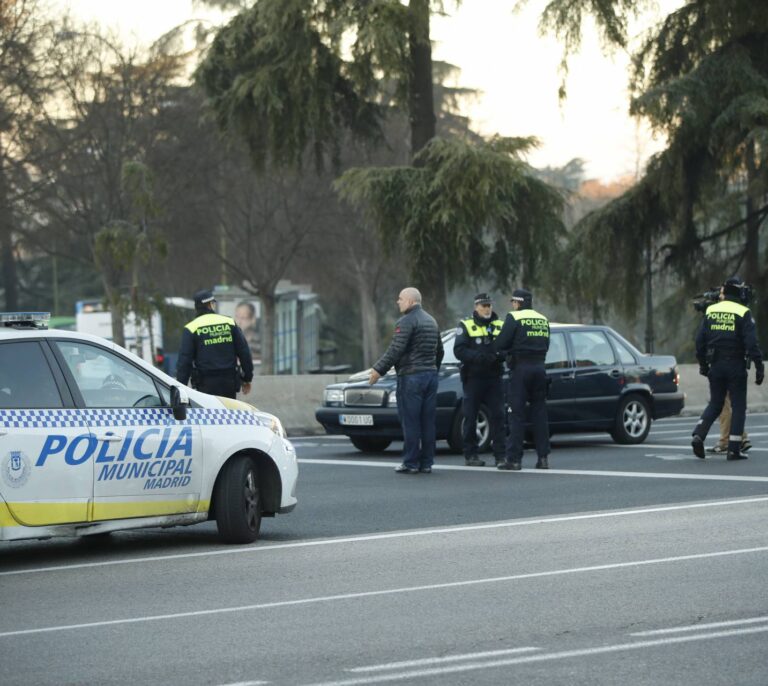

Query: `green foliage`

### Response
(335, 136, 565, 290)
(533, 0, 650, 98)
(194, 0, 389, 170)
(545, 0, 768, 333)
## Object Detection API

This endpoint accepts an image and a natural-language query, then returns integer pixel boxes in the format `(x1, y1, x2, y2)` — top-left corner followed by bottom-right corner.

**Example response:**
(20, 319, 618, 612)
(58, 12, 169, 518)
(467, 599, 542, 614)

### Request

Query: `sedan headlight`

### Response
(324, 389, 345, 405)
(388, 390, 397, 407)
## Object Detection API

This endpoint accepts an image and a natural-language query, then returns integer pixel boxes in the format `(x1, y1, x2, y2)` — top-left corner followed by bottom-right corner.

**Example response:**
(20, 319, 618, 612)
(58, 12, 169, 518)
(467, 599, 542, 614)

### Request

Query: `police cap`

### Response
(473, 292, 493, 305)
(193, 289, 216, 310)
(511, 288, 532, 307)
(722, 276, 743, 298)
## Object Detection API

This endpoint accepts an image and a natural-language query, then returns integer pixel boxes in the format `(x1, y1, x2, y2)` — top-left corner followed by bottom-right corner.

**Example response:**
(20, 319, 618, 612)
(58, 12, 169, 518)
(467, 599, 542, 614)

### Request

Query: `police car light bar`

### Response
(0, 312, 51, 329)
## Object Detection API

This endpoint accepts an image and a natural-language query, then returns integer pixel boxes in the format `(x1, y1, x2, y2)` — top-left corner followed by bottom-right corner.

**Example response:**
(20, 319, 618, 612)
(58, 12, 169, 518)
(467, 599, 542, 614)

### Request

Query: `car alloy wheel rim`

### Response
(476, 412, 490, 445)
(244, 469, 259, 531)
(623, 401, 648, 437)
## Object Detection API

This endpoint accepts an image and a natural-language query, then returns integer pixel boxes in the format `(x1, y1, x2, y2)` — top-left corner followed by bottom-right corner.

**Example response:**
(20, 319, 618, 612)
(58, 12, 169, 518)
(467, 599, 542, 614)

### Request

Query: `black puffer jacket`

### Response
(373, 304, 444, 376)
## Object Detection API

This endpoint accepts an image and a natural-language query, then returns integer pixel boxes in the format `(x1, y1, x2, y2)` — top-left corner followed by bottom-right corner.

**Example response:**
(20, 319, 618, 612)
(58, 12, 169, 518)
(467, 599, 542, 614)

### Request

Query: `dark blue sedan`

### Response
(315, 324, 684, 453)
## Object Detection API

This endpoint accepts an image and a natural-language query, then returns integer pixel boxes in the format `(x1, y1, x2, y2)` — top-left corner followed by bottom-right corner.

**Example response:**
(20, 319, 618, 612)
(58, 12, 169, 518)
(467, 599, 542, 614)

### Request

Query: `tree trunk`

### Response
(259, 290, 276, 375)
(419, 265, 449, 329)
(0, 144, 19, 311)
(407, 0, 446, 324)
(744, 142, 767, 344)
(104, 286, 126, 347)
(407, 0, 436, 157)
(354, 264, 379, 367)
(743, 142, 760, 287)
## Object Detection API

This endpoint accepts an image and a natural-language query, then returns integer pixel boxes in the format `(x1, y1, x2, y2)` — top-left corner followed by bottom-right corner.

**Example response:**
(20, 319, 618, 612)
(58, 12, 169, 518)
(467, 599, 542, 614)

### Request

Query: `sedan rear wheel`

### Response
(611, 394, 651, 444)
(448, 405, 491, 453)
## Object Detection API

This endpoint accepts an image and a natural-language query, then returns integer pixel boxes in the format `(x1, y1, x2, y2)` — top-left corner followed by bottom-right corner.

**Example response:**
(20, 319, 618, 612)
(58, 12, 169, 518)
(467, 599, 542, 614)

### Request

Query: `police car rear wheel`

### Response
(214, 455, 262, 544)
(611, 394, 651, 444)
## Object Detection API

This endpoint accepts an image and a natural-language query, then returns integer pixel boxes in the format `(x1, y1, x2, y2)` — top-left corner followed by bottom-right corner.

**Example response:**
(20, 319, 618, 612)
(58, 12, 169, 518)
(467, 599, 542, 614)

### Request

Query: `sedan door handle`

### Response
(95, 432, 123, 442)
(609, 369, 622, 378)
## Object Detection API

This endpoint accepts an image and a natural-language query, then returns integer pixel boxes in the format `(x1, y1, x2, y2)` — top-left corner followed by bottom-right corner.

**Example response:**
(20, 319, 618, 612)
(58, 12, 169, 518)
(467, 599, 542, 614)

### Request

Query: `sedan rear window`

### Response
(571, 331, 616, 367)
(545, 332, 570, 369)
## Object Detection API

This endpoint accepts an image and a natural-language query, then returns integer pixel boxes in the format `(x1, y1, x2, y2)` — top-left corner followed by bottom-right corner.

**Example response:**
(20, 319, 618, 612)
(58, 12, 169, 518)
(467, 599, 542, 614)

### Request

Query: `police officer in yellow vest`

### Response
(176, 289, 254, 399)
(494, 288, 550, 470)
(454, 293, 506, 467)
(691, 277, 764, 460)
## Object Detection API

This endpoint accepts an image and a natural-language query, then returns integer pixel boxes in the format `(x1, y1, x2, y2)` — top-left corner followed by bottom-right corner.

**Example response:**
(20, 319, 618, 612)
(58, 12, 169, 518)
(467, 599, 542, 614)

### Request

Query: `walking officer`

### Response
(454, 293, 506, 467)
(176, 289, 254, 399)
(691, 277, 764, 460)
(494, 288, 551, 470)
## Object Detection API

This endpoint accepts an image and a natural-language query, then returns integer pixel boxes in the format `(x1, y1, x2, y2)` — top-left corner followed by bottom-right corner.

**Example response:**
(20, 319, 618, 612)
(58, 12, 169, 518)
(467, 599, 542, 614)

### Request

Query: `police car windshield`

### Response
(56, 341, 163, 409)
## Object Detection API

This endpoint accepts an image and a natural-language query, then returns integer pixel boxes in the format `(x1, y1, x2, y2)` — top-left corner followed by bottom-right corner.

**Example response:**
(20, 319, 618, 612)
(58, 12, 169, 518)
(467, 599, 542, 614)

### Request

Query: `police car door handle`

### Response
(0, 429, 6, 436)
(95, 432, 123, 442)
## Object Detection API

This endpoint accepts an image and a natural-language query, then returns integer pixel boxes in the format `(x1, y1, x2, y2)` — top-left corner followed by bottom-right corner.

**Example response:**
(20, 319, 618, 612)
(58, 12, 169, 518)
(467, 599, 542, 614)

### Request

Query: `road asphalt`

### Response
(1, 414, 767, 685)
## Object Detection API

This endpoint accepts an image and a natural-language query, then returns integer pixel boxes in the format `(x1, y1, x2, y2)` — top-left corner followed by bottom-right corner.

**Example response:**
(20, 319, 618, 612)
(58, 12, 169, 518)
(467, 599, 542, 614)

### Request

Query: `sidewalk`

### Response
(677, 363, 768, 416)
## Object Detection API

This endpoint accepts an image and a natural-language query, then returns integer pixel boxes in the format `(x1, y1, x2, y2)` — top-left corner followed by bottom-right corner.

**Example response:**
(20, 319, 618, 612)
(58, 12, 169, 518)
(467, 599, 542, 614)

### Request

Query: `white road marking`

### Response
(299, 458, 768, 482)
(218, 682, 270, 686)
(3, 496, 768, 578)
(646, 454, 693, 461)
(594, 442, 768, 452)
(630, 615, 768, 637)
(347, 647, 539, 672)
(302, 625, 768, 686)
(1, 546, 767, 640)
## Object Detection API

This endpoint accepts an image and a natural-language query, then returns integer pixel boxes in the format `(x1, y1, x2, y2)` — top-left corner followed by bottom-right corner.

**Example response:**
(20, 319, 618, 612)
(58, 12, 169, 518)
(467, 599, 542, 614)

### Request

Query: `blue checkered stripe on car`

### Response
(0, 408, 266, 429)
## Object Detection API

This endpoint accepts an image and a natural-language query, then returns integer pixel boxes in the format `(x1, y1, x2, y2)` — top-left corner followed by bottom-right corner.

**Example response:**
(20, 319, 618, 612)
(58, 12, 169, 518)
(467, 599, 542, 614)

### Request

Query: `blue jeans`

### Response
(397, 370, 439, 469)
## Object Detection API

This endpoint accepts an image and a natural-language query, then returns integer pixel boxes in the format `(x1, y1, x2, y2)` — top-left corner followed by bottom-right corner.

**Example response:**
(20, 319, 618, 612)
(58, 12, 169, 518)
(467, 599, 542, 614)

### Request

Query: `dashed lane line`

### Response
(2, 497, 768, 578)
(347, 647, 540, 673)
(1, 546, 767, 640)
(298, 458, 768, 482)
(631, 615, 768, 637)
(302, 625, 768, 686)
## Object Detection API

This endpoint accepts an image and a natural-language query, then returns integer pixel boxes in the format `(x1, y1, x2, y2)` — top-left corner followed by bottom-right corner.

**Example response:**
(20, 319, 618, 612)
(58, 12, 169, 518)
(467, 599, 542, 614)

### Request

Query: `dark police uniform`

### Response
(494, 288, 550, 470)
(176, 291, 254, 399)
(454, 296, 505, 466)
(692, 284, 764, 460)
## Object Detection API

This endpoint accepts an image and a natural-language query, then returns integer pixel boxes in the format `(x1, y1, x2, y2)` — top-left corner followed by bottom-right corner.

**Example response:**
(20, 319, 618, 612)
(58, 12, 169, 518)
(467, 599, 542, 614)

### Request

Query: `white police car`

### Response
(0, 312, 297, 544)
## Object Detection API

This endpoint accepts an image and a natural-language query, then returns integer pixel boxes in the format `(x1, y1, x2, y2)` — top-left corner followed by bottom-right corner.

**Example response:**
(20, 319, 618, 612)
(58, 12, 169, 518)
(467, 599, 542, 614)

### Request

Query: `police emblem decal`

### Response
(2, 451, 31, 489)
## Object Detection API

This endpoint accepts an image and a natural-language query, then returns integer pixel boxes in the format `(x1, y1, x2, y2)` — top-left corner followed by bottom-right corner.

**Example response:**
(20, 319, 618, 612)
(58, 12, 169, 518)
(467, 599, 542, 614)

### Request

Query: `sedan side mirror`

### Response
(170, 385, 189, 421)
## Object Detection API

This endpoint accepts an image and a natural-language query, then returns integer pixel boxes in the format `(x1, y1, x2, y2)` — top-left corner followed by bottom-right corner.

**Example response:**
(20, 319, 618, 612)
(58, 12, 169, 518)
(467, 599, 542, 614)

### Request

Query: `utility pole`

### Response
(644, 231, 654, 354)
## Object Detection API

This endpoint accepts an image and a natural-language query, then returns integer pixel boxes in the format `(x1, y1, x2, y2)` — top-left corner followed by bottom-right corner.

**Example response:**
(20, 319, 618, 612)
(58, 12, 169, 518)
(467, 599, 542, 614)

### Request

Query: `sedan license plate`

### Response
(340, 414, 374, 426)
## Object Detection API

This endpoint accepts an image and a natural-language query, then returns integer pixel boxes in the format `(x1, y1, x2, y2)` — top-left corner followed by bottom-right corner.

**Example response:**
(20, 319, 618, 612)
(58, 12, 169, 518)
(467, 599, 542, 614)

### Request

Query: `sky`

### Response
(53, 0, 683, 183)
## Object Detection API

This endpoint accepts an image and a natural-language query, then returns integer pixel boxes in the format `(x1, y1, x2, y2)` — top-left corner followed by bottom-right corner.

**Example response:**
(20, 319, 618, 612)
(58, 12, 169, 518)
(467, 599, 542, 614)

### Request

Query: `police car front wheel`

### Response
(214, 455, 263, 544)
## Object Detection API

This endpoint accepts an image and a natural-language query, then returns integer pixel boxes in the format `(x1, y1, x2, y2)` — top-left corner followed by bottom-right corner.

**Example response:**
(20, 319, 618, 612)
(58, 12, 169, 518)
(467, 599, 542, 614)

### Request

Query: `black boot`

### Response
(465, 456, 486, 467)
(727, 450, 747, 461)
(691, 435, 705, 459)
(535, 456, 549, 469)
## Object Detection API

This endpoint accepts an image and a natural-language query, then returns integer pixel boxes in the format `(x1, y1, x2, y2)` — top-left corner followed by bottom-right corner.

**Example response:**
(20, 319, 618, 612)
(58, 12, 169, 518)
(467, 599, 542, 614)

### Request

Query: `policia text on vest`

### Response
(691, 292, 764, 461)
(454, 299, 506, 467)
(177, 312, 254, 400)
(494, 288, 551, 471)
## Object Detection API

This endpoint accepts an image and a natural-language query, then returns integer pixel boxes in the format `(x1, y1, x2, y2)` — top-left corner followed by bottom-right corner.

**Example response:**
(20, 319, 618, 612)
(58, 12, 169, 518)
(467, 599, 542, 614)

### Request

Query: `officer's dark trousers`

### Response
(397, 370, 439, 470)
(198, 371, 239, 399)
(462, 376, 505, 460)
(694, 359, 747, 453)
(506, 361, 550, 461)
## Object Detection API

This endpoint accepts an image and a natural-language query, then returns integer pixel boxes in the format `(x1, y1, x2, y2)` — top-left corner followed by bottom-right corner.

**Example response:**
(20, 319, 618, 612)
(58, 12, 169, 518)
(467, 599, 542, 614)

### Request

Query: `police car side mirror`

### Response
(170, 385, 189, 421)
